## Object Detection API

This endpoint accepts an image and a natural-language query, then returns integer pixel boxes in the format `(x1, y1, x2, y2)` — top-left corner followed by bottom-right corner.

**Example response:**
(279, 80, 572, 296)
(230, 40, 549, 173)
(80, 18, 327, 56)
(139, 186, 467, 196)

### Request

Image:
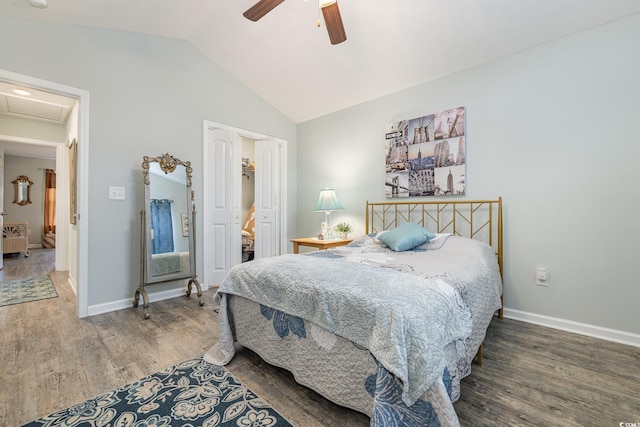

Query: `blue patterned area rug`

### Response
(23, 356, 293, 427)
(0, 275, 58, 307)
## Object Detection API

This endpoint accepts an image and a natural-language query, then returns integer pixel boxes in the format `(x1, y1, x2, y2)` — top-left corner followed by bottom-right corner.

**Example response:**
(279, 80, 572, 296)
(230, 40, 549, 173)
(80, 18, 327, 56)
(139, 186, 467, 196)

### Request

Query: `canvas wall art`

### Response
(385, 106, 466, 197)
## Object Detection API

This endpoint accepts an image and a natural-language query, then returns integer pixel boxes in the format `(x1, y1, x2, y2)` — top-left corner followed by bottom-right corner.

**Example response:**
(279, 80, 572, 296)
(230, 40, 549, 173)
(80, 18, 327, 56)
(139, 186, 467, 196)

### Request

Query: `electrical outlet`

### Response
(536, 268, 549, 286)
(109, 186, 125, 200)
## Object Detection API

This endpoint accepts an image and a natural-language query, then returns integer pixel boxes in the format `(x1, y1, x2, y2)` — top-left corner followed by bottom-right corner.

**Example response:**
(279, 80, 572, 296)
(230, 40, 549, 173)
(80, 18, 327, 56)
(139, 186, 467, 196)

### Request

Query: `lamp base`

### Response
(322, 211, 333, 240)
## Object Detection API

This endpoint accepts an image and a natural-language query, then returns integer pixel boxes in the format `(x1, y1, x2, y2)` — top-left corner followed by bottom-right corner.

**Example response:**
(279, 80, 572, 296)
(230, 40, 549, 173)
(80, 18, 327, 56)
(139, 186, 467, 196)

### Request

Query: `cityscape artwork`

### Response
(385, 106, 466, 197)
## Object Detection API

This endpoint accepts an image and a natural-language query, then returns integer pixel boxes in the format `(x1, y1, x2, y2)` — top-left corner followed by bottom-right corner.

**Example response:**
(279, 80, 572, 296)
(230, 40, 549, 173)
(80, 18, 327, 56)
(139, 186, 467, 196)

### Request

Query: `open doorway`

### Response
(0, 68, 90, 317)
(0, 152, 57, 279)
(240, 137, 256, 263)
(203, 121, 288, 287)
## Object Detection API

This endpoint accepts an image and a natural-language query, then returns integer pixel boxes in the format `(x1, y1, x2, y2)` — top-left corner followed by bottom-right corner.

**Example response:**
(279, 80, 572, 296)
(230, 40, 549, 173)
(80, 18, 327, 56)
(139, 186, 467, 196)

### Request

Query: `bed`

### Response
(205, 198, 503, 426)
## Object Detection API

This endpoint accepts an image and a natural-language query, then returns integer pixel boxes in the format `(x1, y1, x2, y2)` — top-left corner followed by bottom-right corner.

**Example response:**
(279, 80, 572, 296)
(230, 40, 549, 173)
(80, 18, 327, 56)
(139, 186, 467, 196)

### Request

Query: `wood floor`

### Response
(1, 248, 639, 426)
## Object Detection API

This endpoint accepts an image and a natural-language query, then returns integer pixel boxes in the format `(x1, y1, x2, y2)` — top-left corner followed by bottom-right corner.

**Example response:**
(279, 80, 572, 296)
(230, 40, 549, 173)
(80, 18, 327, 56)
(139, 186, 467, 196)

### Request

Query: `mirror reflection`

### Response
(12, 175, 33, 206)
(148, 162, 191, 277)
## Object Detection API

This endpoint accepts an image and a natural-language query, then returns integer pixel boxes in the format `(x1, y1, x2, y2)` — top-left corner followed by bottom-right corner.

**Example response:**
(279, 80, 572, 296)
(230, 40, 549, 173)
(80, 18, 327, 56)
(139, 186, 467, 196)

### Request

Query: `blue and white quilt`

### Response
(206, 234, 503, 426)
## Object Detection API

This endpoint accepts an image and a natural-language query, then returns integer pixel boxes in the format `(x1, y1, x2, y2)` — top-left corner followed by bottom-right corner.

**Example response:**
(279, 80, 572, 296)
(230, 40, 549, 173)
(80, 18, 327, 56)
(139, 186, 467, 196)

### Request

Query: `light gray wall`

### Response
(0, 16, 297, 307)
(3, 155, 56, 246)
(298, 13, 640, 336)
(0, 115, 66, 142)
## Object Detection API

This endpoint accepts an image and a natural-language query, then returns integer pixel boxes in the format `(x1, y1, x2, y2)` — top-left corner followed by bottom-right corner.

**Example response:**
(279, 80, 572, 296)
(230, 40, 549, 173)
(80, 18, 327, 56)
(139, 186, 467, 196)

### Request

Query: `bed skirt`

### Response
(206, 295, 467, 426)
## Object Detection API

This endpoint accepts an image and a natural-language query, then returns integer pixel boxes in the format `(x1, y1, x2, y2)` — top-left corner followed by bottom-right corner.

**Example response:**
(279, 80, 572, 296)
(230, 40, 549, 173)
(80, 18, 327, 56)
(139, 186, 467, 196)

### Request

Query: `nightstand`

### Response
(290, 237, 353, 254)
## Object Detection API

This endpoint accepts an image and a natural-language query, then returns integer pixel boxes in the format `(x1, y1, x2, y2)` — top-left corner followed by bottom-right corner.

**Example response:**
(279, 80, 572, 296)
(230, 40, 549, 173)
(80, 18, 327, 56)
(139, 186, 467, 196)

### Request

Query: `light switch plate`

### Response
(535, 268, 548, 286)
(109, 186, 125, 200)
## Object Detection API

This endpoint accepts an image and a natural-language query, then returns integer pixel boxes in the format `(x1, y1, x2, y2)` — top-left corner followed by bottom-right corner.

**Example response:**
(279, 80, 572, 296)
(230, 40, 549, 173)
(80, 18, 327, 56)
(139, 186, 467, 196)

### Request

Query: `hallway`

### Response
(0, 247, 54, 281)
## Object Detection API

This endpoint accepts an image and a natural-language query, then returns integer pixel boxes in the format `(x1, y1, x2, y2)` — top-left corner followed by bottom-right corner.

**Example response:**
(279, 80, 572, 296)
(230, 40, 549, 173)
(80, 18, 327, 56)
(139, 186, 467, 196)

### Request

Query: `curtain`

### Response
(150, 199, 174, 254)
(44, 169, 56, 234)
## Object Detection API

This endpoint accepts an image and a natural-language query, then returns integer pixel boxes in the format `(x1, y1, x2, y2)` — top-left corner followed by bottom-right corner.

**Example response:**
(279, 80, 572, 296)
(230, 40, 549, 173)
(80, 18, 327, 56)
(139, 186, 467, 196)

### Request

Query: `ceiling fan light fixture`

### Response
(319, 0, 336, 8)
(27, 0, 48, 9)
(244, 0, 345, 45)
(321, 1, 346, 44)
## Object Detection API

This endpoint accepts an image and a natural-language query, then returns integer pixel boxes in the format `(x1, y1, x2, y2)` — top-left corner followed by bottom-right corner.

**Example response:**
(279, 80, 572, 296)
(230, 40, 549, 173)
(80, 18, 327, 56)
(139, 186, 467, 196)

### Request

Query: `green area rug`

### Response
(23, 355, 293, 427)
(0, 275, 58, 307)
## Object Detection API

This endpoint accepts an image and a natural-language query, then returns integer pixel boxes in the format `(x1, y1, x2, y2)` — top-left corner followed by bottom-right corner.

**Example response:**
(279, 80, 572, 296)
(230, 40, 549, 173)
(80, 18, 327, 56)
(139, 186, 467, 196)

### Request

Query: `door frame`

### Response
(202, 120, 287, 287)
(0, 68, 90, 318)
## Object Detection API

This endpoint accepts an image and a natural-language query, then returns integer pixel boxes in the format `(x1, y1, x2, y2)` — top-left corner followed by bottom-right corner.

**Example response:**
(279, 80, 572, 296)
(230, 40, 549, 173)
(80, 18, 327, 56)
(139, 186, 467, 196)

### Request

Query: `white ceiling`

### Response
(1, 0, 640, 125)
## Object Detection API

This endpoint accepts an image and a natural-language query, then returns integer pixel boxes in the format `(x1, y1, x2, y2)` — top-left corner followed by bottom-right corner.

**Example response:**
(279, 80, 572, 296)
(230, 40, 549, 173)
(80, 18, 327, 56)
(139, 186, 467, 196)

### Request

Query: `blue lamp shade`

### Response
(313, 189, 344, 212)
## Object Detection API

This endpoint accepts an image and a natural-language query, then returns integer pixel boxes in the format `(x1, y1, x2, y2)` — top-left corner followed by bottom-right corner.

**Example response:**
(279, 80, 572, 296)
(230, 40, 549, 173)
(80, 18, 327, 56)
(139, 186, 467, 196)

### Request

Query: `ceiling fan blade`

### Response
(321, 1, 346, 45)
(243, 0, 285, 21)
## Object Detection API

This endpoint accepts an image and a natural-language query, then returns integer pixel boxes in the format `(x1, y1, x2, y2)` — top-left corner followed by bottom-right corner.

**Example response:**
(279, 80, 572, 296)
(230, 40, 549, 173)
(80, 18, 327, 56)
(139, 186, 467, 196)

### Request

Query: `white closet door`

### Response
(204, 122, 287, 286)
(254, 139, 280, 259)
(205, 128, 242, 285)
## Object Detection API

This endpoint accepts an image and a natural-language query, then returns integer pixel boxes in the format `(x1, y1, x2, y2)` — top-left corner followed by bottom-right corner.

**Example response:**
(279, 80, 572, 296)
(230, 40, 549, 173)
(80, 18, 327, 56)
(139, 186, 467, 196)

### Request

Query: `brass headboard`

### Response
(365, 197, 503, 280)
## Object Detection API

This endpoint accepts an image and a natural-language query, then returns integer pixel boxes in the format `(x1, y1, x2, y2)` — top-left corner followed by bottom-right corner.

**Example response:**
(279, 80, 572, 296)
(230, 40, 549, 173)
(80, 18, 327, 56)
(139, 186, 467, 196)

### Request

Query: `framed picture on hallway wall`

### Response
(69, 138, 78, 224)
(385, 106, 466, 197)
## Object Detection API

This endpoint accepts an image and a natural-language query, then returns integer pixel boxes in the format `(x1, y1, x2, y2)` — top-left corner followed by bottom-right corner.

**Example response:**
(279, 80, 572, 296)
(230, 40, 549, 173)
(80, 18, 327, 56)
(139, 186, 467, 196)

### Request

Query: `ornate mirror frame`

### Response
(141, 153, 194, 284)
(12, 175, 33, 206)
(135, 153, 203, 319)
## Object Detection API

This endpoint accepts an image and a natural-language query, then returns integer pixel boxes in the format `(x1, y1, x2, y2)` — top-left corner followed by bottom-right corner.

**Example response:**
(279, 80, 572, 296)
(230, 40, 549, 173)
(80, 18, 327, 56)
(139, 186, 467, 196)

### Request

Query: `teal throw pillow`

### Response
(377, 222, 435, 252)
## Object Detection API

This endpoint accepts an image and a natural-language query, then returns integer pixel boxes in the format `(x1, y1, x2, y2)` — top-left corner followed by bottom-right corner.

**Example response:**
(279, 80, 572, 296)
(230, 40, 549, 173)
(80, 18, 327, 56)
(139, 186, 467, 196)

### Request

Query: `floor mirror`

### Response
(134, 153, 203, 319)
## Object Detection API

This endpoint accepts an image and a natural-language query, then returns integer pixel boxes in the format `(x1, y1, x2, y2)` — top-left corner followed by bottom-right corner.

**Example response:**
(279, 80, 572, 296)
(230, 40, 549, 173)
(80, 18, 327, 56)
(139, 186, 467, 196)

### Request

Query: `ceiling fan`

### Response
(243, 0, 347, 45)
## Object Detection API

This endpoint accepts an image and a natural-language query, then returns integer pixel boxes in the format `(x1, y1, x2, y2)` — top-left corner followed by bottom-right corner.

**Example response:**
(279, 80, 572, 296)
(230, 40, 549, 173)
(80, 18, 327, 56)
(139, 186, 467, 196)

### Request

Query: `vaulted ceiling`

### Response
(1, 0, 640, 125)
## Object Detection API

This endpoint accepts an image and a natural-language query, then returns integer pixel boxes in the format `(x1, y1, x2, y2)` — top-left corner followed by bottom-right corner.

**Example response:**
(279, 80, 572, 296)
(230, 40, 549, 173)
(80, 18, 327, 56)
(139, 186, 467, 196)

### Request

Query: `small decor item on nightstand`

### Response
(334, 222, 352, 240)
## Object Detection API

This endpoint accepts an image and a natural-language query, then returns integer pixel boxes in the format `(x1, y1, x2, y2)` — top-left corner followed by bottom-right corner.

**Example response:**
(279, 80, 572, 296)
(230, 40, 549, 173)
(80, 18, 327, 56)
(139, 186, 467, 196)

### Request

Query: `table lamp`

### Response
(313, 188, 344, 239)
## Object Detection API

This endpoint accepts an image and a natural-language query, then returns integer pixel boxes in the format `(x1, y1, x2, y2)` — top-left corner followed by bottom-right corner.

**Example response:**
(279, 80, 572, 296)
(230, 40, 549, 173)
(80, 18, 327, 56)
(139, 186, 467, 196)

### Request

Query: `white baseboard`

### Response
(503, 308, 640, 349)
(67, 275, 77, 295)
(88, 285, 210, 317)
